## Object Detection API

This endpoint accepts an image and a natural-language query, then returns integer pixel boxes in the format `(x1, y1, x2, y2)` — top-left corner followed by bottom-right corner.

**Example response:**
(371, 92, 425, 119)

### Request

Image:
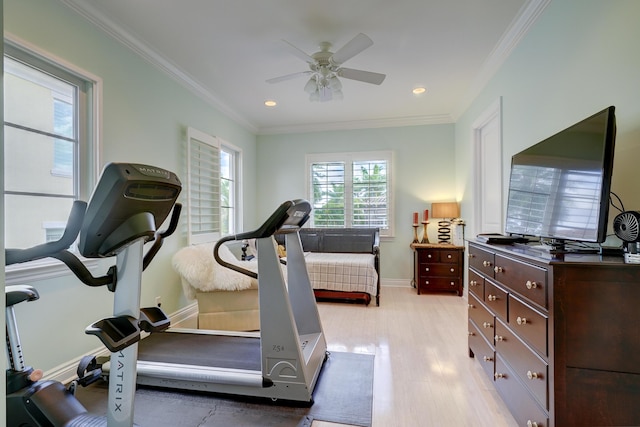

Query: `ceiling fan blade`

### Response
(338, 68, 386, 85)
(266, 71, 312, 84)
(281, 39, 315, 63)
(330, 33, 373, 65)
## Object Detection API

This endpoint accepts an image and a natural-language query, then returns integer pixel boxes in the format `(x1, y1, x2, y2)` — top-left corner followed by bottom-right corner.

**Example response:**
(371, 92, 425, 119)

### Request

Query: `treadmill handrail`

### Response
(212, 199, 311, 279)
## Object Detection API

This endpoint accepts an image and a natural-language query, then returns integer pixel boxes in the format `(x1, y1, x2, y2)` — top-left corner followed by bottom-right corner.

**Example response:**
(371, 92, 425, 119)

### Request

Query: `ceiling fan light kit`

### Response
(267, 33, 386, 102)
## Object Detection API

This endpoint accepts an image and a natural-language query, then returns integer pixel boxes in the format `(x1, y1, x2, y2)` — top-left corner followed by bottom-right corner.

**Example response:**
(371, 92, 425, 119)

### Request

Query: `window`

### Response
(220, 145, 240, 236)
(3, 42, 98, 279)
(186, 127, 241, 244)
(307, 151, 394, 237)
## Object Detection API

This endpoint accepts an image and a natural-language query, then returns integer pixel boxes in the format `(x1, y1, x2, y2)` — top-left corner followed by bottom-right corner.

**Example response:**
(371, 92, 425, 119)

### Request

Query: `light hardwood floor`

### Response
(313, 286, 518, 427)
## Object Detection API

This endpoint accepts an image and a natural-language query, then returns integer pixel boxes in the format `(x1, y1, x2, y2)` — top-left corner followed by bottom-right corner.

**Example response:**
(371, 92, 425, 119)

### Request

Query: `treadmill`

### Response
(133, 199, 328, 404)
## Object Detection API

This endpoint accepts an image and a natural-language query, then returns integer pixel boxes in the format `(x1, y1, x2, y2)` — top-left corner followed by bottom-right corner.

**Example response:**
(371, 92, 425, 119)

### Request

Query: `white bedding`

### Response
(304, 252, 378, 297)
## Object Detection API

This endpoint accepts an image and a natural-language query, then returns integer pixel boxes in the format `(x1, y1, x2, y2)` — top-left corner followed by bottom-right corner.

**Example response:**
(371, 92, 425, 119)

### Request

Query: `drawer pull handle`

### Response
(494, 335, 504, 342)
(425, 267, 430, 272)
(468, 253, 475, 258)
(482, 260, 492, 267)
(526, 280, 538, 289)
(470, 280, 478, 287)
(516, 316, 528, 325)
(527, 421, 539, 427)
(527, 370, 541, 380)
(493, 266, 504, 273)
(468, 331, 475, 336)
(425, 280, 430, 285)
(468, 304, 475, 309)
(450, 268, 455, 273)
(487, 294, 497, 301)
(482, 322, 492, 329)
(483, 356, 493, 362)
(494, 372, 506, 379)
(450, 281, 455, 286)
(428, 254, 432, 258)
(447, 254, 452, 259)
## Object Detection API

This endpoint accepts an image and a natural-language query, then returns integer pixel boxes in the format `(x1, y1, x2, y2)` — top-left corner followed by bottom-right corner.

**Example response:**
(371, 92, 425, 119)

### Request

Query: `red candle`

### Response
(424, 209, 429, 222)
(413, 212, 419, 225)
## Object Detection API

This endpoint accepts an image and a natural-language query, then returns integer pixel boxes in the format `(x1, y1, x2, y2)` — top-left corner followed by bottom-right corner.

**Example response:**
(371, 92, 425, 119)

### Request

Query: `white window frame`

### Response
(306, 150, 394, 237)
(186, 127, 242, 245)
(4, 36, 101, 285)
(220, 141, 242, 237)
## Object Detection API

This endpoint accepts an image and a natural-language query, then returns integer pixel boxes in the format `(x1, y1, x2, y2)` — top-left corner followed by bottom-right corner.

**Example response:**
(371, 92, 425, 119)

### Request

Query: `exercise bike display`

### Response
(5, 162, 182, 427)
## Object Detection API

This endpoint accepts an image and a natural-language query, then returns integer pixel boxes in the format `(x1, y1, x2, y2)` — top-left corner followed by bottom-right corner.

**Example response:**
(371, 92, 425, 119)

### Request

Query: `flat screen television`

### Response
(504, 106, 616, 253)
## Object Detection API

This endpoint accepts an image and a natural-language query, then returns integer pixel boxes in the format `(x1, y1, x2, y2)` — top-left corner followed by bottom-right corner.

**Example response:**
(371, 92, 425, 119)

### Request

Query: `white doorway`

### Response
(472, 98, 503, 235)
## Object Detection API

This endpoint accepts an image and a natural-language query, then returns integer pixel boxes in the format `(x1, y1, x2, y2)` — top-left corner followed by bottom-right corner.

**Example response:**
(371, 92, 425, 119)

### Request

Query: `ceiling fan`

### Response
(266, 33, 386, 102)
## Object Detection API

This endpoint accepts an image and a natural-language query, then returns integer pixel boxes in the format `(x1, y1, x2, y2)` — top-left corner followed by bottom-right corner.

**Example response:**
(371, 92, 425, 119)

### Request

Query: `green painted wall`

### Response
(257, 124, 457, 282)
(455, 0, 640, 240)
(4, 0, 257, 373)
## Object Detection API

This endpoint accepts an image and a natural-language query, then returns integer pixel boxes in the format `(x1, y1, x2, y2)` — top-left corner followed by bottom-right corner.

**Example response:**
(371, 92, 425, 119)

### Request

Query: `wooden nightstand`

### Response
(410, 243, 464, 296)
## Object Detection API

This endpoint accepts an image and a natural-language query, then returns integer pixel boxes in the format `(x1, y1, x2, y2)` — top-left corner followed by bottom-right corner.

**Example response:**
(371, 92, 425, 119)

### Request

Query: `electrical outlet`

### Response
(155, 296, 162, 307)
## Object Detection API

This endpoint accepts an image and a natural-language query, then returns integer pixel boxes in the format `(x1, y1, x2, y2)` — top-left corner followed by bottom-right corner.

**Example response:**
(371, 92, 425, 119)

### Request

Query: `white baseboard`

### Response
(46, 302, 199, 384)
(381, 278, 413, 288)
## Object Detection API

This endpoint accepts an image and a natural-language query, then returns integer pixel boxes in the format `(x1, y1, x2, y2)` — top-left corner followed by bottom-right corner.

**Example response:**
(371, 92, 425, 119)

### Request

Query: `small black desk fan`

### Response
(613, 211, 640, 263)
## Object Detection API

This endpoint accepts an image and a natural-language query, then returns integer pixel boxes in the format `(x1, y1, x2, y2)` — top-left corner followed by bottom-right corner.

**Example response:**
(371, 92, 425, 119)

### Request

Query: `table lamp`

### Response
(431, 202, 460, 243)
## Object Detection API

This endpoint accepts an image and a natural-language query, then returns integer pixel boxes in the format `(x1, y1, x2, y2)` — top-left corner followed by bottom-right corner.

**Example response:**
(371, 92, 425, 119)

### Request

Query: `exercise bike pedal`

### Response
(73, 355, 103, 389)
(139, 306, 171, 333)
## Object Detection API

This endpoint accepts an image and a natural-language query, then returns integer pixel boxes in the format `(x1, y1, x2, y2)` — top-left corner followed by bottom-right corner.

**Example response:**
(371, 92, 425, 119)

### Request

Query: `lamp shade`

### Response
(431, 202, 460, 219)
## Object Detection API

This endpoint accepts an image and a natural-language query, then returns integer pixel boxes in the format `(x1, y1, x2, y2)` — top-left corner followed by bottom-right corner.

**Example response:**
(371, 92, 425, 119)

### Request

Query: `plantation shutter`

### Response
(187, 127, 220, 245)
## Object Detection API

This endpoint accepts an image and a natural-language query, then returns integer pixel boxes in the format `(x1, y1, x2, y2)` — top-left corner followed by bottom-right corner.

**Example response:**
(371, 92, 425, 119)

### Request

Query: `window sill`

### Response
(5, 257, 101, 286)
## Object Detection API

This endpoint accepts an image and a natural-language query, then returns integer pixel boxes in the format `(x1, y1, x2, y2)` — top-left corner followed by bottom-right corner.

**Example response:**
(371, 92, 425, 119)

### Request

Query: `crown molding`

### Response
(60, 0, 548, 136)
(451, 0, 551, 121)
(60, 0, 258, 133)
(256, 114, 453, 135)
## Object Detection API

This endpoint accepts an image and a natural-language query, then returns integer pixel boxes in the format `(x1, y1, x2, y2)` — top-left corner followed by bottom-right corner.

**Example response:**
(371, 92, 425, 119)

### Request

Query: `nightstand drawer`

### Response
(418, 263, 460, 277)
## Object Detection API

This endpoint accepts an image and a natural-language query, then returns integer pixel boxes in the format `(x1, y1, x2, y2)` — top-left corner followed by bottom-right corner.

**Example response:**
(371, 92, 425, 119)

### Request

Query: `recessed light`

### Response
(413, 87, 426, 95)
(264, 100, 277, 107)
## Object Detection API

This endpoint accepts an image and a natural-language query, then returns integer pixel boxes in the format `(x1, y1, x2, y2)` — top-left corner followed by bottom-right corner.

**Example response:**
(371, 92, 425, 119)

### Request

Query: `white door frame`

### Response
(472, 97, 503, 235)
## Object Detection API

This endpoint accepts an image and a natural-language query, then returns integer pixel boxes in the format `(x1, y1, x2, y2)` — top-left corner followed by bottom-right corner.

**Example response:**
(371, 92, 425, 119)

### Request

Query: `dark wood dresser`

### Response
(467, 240, 640, 427)
(411, 243, 464, 296)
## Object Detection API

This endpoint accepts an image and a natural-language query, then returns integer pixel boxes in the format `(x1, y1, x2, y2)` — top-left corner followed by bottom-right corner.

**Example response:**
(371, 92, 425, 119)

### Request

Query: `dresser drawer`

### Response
(509, 295, 548, 357)
(485, 279, 508, 322)
(468, 320, 495, 381)
(494, 254, 547, 309)
(494, 355, 549, 427)
(496, 318, 548, 410)
(468, 245, 495, 278)
(468, 268, 484, 299)
(469, 293, 494, 344)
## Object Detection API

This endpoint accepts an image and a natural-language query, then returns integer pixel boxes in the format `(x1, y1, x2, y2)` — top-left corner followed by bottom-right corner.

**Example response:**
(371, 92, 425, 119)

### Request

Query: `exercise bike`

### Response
(5, 162, 182, 427)
(6, 201, 108, 426)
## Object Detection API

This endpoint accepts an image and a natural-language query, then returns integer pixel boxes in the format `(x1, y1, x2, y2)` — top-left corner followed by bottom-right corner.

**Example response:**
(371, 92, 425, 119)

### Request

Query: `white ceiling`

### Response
(61, 0, 546, 135)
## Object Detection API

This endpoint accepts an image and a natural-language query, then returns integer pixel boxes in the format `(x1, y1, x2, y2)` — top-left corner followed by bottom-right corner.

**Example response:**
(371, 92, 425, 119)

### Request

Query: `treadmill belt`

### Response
(138, 333, 262, 371)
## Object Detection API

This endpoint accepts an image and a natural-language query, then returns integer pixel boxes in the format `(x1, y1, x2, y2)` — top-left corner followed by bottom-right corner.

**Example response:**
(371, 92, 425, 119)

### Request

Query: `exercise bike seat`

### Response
(6, 285, 39, 307)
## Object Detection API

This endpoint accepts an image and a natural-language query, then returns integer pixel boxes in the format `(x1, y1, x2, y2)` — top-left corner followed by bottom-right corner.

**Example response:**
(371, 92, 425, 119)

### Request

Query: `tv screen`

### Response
(504, 106, 616, 246)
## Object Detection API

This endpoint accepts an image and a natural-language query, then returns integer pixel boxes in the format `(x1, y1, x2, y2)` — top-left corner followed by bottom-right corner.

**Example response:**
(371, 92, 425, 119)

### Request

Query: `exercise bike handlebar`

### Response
(142, 203, 182, 271)
(5, 200, 88, 266)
